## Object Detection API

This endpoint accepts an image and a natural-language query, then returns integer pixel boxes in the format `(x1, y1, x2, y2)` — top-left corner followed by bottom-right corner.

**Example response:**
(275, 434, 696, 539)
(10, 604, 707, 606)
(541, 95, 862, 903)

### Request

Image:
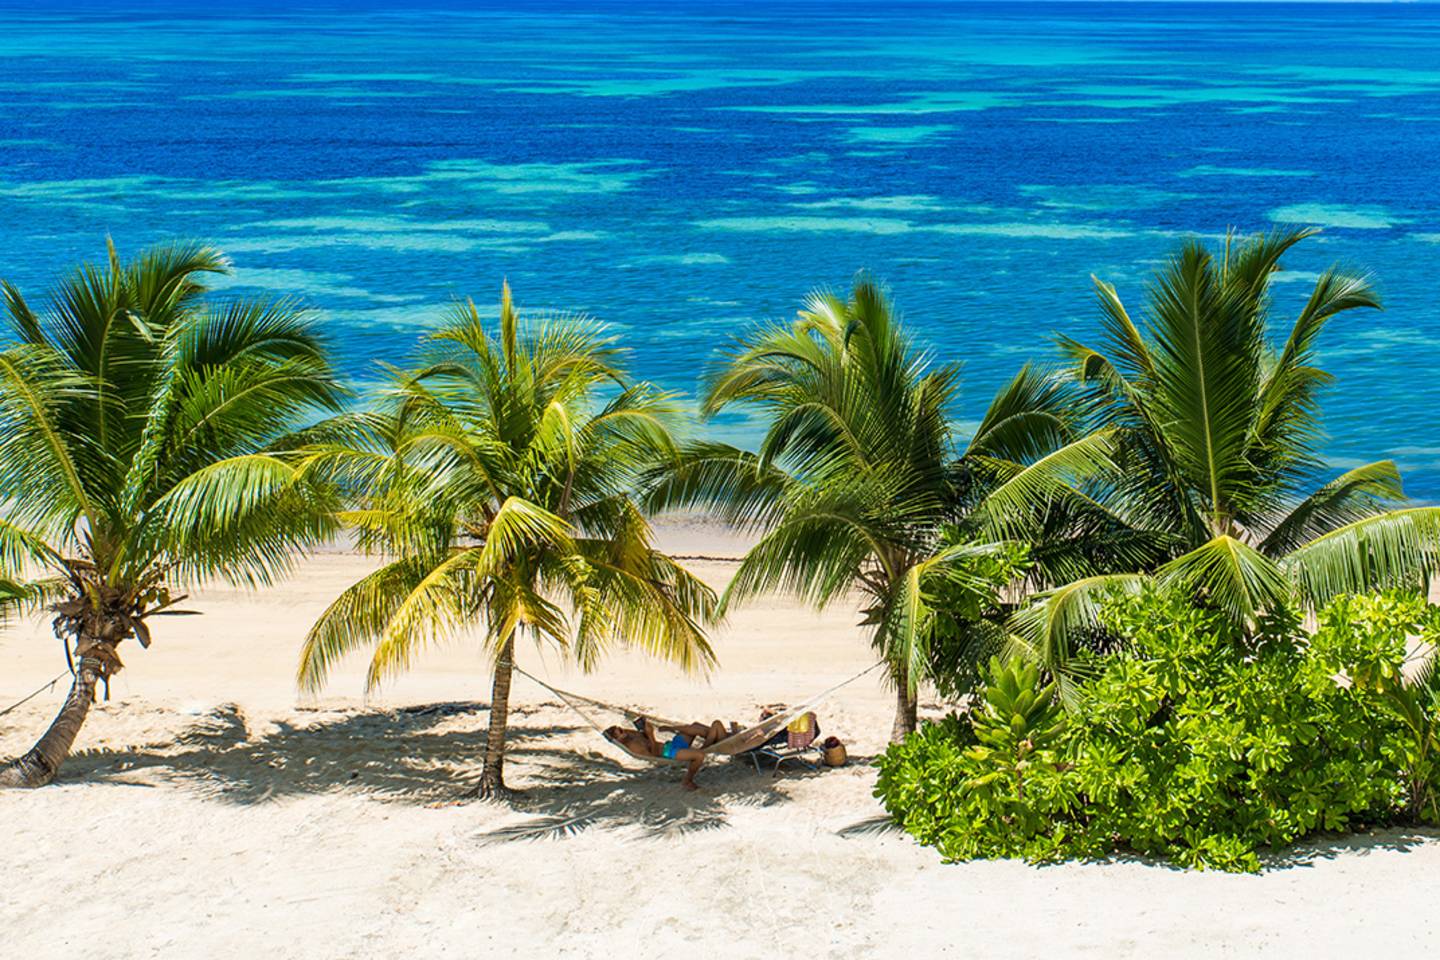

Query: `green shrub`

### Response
(876, 589, 1439, 872)
(874, 659, 1088, 862)
(1307, 591, 1440, 821)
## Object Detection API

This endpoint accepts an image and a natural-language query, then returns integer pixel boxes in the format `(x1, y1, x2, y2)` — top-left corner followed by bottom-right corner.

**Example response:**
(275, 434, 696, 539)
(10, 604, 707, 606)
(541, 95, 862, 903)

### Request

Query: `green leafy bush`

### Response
(876, 589, 1440, 872)
(1306, 591, 1440, 820)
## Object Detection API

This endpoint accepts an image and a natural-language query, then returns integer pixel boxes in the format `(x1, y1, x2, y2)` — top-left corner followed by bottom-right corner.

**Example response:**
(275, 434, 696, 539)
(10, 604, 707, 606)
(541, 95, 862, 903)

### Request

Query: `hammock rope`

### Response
(0, 670, 68, 721)
(513, 661, 885, 764)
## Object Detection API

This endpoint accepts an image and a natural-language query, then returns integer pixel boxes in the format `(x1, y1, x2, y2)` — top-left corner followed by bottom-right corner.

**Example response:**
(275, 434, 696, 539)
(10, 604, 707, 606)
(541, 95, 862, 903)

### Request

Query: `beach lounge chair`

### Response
(744, 711, 823, 775)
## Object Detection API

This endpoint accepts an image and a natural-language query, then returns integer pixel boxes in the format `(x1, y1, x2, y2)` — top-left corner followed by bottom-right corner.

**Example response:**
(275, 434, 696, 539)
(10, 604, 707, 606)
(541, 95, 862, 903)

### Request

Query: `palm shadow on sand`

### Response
(63, 700, 846, 841)
(57, 702, 1433, 864)
(480, 740, 848, 843)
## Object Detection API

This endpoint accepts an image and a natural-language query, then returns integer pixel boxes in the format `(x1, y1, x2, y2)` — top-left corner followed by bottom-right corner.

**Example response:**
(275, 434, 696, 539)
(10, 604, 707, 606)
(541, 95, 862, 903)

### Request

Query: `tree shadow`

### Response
(1259, 827, 1440, 870)
(68, 700, 510, 805)
(475, 735, 838, 843)
(834, 814, 903, 839)
(1087, 826, 1440, 873)
(64, 700, 838, 840)
(836, 810, 1440, 873)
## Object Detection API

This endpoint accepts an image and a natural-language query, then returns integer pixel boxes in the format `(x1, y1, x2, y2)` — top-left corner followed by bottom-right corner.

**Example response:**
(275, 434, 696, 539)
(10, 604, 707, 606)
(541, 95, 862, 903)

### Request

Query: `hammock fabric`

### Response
(513, 662, 883, 765)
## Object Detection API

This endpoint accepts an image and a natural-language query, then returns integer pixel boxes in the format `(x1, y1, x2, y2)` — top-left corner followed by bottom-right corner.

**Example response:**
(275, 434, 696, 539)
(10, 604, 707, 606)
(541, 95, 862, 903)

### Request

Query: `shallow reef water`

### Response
(2, 0, 1438, 492)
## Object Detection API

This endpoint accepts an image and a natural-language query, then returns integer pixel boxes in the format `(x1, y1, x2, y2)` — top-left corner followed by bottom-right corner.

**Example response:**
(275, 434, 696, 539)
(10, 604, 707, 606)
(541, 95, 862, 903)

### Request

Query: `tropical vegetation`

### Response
(294, 285, 716, 796)
(876, 587, 1440, 872)
(5, 225, 1440, 843)
(1013, 228, 1440, 674)
(648, 277, 1150, 740)
(873, 230, 1440, 871)
(0, 241, 343, 786)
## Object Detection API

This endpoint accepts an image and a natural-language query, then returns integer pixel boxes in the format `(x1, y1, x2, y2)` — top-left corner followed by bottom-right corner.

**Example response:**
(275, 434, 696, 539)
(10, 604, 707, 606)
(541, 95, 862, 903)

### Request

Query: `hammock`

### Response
(513, 662, 884, 764)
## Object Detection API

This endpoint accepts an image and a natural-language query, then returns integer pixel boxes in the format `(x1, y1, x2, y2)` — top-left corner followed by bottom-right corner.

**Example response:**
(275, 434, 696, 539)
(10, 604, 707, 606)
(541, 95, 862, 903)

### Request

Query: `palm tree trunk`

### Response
(476, 636, 515, 798)
(890, 667, 918, 743)
(0, 654, 105, 788)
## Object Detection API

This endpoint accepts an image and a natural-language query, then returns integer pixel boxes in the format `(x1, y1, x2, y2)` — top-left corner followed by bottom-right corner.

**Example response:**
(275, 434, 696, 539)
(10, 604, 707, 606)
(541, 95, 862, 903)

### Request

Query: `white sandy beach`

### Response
(2, 522, 1438, 959)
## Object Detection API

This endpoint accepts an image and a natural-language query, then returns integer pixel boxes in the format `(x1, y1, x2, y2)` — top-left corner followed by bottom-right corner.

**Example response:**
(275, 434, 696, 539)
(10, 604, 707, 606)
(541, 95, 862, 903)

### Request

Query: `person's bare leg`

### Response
(661, 722, 712, 739)
(705, 720, 728, 745)
(640, 720, 661, 754)
(675, 748, 706, 790)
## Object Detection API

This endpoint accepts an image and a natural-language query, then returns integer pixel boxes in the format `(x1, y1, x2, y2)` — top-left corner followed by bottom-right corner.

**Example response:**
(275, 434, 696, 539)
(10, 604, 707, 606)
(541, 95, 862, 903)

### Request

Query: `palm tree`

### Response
(296, 285, 716, 797)
(0, 240, 343, 787)
(1015, 228, 1440, 668)
(649, 277, 1131, 740)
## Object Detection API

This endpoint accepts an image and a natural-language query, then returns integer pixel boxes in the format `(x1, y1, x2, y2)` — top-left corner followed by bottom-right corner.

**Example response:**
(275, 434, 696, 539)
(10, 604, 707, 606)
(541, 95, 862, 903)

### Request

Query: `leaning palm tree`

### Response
(649, 277, 1133, 740)
(297, 285, 716, 797)
(0, 240, 343, 787)
(1015, 228, 1440, 668)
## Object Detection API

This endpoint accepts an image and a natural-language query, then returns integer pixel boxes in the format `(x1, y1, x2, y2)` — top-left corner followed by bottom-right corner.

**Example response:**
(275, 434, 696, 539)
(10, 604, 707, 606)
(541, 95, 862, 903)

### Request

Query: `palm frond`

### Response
(1260, 461, 1404, 556)
(298, 556, 437, 692)
(971, 429, 1117, 540)
(475, 497, 576, 578)
(0, 516, 61, 573)
(963, 364, 1074, 462)
(0, 345, 99, 536)
(2, 279, 46, 345)
(721, 507, 881, 612)
(1007, 573, 1149, 676)
(365, 548, 488, 690)
(642, 441, 793, 530)
(1158, 534, 1292, 628)
(1286, 507, 1440, 609)
(1145, 241, 1267, 530)
(1087, 274, 1156, 385)
(147, 452, 337, 586)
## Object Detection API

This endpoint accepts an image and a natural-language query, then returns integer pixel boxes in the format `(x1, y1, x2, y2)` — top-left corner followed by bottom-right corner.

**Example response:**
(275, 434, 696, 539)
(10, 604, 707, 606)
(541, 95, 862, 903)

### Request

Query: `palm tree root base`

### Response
(0, 752, 58, 789)
(472, 776, 519, 802)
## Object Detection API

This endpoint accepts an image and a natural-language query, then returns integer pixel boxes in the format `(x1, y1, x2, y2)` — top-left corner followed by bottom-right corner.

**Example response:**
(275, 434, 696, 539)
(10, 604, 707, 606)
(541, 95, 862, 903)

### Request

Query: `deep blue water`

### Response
(2, 2, 1439, 494)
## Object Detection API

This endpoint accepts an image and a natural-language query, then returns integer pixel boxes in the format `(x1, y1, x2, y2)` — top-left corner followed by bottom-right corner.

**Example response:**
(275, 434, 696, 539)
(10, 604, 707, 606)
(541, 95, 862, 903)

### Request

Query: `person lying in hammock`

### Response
(603, 718, 733, 791)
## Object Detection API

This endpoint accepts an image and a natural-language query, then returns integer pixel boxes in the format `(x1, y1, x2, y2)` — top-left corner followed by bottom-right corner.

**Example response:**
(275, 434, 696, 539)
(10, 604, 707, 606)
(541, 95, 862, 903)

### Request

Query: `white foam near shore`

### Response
(2, 522, 1438, 958)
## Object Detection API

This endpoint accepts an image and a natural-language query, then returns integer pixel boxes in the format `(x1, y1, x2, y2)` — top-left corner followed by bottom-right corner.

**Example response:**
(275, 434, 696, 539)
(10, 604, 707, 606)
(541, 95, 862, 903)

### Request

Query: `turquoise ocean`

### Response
(2, 2, 1439, 493)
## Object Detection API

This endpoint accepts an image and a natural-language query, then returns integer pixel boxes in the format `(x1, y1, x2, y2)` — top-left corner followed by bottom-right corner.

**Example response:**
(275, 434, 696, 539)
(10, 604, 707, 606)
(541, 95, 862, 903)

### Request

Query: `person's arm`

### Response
(641, 719, 661, 754)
